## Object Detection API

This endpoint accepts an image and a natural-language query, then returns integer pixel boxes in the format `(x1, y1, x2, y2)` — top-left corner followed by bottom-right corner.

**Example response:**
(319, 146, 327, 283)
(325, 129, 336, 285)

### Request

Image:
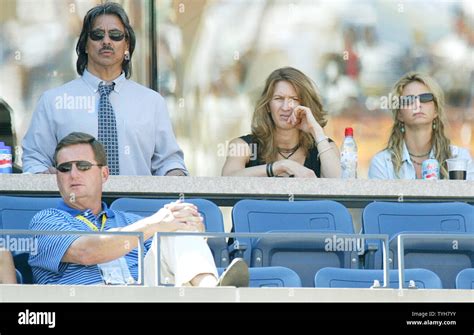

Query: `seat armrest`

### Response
(228, 240, 248, 259)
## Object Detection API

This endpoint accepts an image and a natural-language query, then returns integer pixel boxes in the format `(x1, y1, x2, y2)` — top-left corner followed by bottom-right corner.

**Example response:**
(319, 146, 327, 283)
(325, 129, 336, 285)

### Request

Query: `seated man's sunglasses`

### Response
(400, 93, 434, 106)
(56, 161, 103, 173)
(89, 29, 125, 42)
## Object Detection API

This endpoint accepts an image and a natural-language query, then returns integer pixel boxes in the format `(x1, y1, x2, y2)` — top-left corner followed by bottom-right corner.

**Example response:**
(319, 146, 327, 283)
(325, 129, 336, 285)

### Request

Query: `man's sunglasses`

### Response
(56, 161, 103, 173)
(89, 29, 125, 42)
(400, 93, 434, 106)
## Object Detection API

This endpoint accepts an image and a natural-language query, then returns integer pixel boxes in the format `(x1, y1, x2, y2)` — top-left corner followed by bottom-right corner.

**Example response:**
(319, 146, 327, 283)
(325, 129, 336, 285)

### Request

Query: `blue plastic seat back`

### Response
(0, 196, 60, 284)
(363, 202, 474, 238)
(389, 232, 474, 289)
(232, 200, 354, 287)
(232, 200, 354, 263)
(314, 267, 443, 289)
(362, 201, 474, 267)
(455, 268, 474, 289)
(0, 196, 60, 230)
(251, 230, 358, 287)
(217, 266, 302, 287)
(110, 198, 229, 267)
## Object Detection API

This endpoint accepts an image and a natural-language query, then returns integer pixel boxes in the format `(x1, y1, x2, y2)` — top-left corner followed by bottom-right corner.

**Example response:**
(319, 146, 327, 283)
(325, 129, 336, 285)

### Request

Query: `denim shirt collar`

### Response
(82, 69, 126, 93)
(402, 141, 435, 167)
(57, 199, 115, 219)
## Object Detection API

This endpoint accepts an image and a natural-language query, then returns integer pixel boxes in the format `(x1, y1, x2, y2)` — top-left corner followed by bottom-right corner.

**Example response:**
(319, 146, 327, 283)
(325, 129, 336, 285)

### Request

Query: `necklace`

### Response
(277, 144, 300, 159)
(408, 151, 430, 158)
(411, 159, 423, 166)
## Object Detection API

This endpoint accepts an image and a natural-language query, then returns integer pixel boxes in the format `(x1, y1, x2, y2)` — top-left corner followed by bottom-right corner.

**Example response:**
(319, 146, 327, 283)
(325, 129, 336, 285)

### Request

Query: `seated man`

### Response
(0, 250, 17, 284)
(28, 132, 248, 287)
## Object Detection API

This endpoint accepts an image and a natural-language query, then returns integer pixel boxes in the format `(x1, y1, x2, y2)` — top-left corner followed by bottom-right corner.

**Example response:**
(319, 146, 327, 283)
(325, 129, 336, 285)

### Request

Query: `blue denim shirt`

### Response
(369, 142, 473, 179)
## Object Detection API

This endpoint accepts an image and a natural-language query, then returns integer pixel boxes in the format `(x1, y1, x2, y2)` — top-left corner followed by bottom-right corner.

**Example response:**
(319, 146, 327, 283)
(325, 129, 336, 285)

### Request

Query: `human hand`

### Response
(40, 166, 57, 174)
(154, 201, 204, 232)
(165, 169, 186, 176)
(287, 105, 320, 134)
(274, 160, 316, 178)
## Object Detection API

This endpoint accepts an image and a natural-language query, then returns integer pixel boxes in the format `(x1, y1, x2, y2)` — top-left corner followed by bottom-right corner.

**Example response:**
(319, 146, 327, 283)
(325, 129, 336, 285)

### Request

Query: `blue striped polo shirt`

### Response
(28, 200, 151, 285)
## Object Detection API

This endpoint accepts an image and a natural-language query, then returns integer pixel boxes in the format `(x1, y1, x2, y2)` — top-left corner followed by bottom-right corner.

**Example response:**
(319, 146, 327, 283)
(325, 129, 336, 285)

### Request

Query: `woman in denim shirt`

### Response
(369, 72, 472, 180)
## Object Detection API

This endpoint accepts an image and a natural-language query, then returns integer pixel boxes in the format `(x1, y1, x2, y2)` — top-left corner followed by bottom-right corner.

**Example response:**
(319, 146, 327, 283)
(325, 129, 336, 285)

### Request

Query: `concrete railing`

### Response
(1, 175, 473, 207)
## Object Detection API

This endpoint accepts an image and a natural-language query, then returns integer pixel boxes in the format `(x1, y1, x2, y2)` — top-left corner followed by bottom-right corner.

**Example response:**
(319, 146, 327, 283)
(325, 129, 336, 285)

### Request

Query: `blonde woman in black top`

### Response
(222, 67, 340, 178)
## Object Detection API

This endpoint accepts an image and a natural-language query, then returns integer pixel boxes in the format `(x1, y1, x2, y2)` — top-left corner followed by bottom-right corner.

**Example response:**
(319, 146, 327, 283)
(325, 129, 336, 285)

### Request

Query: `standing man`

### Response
(22, 2, 187, 176)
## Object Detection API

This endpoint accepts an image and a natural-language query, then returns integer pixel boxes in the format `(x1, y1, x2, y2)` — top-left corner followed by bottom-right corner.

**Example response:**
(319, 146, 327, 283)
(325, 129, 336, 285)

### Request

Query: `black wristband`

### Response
(266, 162, 274, 177)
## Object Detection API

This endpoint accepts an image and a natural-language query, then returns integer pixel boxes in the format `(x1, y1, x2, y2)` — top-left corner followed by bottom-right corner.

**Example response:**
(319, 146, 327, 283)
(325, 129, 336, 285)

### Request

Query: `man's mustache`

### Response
(99, 46, 114, 52)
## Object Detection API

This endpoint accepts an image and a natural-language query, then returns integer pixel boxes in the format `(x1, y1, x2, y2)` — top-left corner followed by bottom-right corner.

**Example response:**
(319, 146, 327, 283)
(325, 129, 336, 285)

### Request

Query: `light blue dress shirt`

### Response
(369, 142, 473, 179)
(22, 70, 187, 175)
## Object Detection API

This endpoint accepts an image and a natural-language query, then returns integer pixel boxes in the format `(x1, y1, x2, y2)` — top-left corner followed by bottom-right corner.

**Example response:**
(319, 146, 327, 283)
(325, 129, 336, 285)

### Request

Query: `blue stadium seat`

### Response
(456, 268, 474, 289)
(314, 267, 443, 289)
(218, 266, 302, 287)
(0, 196, 60, 284)
(0, 196, 60, 229)
(110, 198, 229, 267)
(362, 201, 474, 288)
(232, 199, 355, 287)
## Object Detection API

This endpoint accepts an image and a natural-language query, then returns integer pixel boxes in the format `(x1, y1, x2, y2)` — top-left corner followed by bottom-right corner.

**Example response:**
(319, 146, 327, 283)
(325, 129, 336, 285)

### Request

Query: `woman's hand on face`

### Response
(288, 105, 320, 134)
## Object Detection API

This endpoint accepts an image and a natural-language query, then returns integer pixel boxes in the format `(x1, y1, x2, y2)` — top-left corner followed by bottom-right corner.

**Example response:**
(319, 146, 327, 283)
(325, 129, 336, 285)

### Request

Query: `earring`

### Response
(124, 51, 130, 61)
(400, 121, 405, 133)
(432, 120, 437, 130)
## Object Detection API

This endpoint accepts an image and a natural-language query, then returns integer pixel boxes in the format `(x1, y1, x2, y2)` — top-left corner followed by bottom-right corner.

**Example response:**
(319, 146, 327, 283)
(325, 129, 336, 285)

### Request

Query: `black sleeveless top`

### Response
(240, 134, 333, 178)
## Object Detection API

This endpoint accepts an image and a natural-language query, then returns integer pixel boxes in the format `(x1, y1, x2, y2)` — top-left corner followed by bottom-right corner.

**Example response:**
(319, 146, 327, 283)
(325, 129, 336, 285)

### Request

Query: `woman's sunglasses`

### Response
(400, 93, 434, 106)
(56, 161, 103, 173)
(89, 29, 125, 42)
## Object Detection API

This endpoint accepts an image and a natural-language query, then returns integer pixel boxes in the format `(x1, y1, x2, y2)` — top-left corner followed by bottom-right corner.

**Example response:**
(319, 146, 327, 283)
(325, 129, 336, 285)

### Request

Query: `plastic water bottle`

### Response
(0, 142, 13, 173)
(341, 127, 357, 178)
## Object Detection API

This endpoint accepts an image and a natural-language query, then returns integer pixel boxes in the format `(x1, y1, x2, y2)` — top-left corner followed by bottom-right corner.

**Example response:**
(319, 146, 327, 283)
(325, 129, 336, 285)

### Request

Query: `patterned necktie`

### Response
(98, 83, 120, 175)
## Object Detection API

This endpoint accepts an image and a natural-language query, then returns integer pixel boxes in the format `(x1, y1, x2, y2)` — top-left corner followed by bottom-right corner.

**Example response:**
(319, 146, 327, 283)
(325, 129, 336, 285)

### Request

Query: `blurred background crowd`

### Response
(0, 0, 473, 177)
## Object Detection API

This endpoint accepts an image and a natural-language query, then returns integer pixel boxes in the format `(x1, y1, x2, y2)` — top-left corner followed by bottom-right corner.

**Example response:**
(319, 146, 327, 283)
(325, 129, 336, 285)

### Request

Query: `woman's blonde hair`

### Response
(387, 71, 451, 178)
(251, 67, 327, 163)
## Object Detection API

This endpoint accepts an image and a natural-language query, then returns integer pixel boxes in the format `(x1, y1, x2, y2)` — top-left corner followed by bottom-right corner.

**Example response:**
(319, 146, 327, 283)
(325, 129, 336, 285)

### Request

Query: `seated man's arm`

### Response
(0, 250, 17, 284)
(62, 202, 203, 265)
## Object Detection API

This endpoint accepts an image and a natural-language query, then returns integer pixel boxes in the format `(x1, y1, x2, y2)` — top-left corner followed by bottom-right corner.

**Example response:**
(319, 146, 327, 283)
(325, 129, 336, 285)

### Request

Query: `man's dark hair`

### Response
(76, 2, 136, 78)
(54, 132, 107, 166)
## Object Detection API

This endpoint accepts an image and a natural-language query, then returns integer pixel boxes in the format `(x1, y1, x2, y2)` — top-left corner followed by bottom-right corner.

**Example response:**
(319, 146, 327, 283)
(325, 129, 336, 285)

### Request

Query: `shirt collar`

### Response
(401, 142, 411, 164)
(428, 148, 435, 159)
(57, 199, 115, 218)
(82, 69, 126, 93)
